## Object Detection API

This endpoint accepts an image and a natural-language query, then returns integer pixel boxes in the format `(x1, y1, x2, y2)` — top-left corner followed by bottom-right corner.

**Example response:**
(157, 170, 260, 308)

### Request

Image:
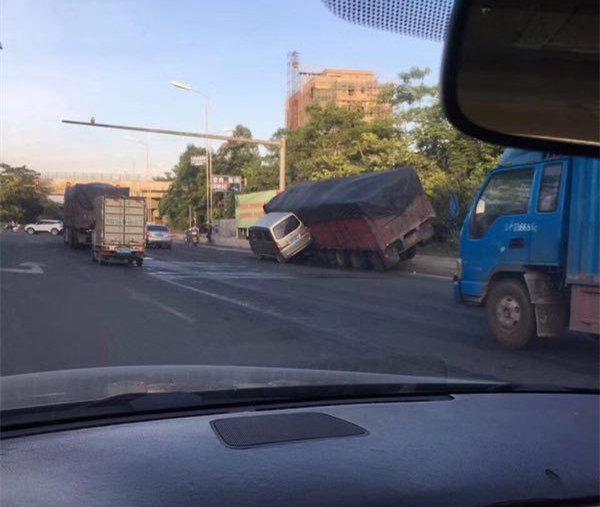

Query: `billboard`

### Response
(212, 175, 242, 192)
(235, 189, 278, 229)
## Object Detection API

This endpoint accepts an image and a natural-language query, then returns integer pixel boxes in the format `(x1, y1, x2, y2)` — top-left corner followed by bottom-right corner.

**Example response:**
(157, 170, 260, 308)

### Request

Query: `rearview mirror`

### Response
(442, 0, 599, 156)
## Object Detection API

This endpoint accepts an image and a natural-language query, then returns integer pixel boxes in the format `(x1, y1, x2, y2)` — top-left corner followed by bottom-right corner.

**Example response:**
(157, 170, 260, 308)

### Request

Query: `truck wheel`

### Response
(26, 228, 35, 235)
(135, 258, 143, 267)
(349, 252, 366, 269)
(50, 228, 59, 236)
(368, 252, 386, 272)
(399, 246, 417, 261)
(485, 279, 536, 349)
(335, 251, 349, 268)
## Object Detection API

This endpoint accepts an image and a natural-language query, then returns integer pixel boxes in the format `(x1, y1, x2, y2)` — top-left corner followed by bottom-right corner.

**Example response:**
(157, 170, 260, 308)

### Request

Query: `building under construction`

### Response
(285, 52, 391, 131)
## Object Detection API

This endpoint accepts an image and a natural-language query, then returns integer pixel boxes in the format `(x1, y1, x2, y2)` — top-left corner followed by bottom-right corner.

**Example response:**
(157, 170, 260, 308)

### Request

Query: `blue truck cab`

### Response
(455, 149, 599, 349)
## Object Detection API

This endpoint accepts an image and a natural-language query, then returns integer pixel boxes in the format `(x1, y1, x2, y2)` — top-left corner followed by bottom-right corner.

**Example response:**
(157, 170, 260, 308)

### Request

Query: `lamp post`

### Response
(171, 80, 213, 225)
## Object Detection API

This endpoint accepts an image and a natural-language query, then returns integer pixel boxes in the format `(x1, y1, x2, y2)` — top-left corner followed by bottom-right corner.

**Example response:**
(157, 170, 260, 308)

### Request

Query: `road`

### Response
(1, 232, 598, 389)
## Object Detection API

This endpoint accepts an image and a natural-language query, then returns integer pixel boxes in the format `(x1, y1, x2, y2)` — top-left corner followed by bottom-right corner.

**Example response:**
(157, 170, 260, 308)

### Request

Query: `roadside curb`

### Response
(174, 234, 457, 279)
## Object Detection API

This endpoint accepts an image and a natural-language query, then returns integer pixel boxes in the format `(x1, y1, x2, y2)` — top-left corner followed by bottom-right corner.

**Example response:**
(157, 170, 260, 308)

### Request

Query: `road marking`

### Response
(128, 290, 195, 324)
(0, 262, 44, 274)
(154, 276, 292, 321)
(145, 259, 294, 280)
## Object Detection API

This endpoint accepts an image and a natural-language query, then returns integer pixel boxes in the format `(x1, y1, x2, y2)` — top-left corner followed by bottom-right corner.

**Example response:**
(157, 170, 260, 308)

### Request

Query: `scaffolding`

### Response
(285, 55, 390, 131)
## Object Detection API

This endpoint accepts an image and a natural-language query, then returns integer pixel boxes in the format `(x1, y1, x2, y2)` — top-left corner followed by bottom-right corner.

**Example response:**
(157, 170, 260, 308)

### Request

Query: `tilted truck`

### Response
(454, 149, 599, 349)
(90, 195, 146, 266)
(63, 183, 130, 248)
(263, 168, 435, 270)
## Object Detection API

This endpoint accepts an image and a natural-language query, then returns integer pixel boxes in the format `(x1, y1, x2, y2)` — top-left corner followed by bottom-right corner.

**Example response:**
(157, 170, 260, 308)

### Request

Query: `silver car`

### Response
(145, 224, 172, 249)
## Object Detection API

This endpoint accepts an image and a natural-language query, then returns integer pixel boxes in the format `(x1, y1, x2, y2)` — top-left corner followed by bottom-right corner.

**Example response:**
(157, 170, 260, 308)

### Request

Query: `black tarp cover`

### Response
(264, 168, 424, 224)
(65, 183, 129, 210)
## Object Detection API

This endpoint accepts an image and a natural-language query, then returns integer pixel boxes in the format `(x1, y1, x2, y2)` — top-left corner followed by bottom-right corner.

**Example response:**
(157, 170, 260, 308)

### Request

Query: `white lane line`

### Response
(128, 290, 195, 324)
(0, 262, 44, 274)
(153, 276, 293, 321)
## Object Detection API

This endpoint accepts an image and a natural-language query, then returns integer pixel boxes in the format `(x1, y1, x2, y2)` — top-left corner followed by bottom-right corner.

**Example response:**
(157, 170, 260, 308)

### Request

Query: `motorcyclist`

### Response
(186, 223, 200, 246)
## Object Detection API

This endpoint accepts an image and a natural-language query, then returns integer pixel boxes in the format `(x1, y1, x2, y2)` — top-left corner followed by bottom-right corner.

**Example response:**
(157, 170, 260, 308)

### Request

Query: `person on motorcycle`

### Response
(186, 224, 200, 246)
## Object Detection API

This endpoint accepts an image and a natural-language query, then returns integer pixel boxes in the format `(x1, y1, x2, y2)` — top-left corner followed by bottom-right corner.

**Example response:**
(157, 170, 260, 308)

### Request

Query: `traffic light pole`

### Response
(62, 119, 287, 195)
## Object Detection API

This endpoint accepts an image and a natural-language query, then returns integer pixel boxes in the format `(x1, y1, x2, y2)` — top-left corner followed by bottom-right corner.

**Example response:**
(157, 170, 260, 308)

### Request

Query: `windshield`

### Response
(1, 0, 598, 421)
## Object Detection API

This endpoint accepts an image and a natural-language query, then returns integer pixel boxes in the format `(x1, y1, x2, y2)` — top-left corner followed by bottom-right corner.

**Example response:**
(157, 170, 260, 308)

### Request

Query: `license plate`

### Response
(289, 235, 301, 244)
(116, 247, 131, 253)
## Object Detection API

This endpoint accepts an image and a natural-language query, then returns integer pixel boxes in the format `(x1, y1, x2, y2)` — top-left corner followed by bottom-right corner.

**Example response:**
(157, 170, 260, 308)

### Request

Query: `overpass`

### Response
(41, 172, 172, 222)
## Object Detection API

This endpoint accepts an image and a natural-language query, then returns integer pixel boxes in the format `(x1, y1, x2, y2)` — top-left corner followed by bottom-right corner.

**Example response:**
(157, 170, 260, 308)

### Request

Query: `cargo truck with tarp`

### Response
(261, 168, 435, 270)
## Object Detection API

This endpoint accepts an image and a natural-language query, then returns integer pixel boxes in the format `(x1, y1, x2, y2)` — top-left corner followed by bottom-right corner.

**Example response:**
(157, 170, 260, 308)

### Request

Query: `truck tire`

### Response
(135, 258, 143, 267)
(399, 246, 417, 261)
(485, 279, 536, 349)
(368, 252, 386, 272)
(349, 252, 366, 270)
(335, 251, 349, 268)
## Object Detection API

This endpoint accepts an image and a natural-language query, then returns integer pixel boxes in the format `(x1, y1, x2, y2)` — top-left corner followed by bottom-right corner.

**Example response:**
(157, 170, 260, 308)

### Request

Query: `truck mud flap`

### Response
(524, 271, 566, 337)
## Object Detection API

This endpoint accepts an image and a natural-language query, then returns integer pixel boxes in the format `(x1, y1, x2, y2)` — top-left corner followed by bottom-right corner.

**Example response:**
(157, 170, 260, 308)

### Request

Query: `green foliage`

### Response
(213, 125, 260, 177)
(158, 144, 207, 229)
(286, 104, 415, 182)
(0, 163, 56, 223)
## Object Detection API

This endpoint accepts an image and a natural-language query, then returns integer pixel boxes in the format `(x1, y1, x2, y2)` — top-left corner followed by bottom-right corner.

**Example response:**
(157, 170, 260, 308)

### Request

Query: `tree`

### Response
(158, 144, 207, 229)
(0, 164, 55, 223)
(392, 67, 503, 238)
(212, 125, 261, 177)
(285, 103, 415, 182)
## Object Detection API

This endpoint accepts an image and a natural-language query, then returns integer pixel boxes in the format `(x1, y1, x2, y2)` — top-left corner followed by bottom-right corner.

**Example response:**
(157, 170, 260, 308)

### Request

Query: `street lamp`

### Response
(170, 80, 213, 225)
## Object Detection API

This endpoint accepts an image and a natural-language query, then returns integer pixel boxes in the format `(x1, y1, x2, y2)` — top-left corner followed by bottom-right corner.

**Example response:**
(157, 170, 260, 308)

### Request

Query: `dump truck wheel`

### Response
(349, 252, 366, 269)
(399, 246, 417, 261)
(335, 251, 349, 268)
(368, 252, 386, 272)
(485, 279, 536, 350)
(135, 258, 144, 267)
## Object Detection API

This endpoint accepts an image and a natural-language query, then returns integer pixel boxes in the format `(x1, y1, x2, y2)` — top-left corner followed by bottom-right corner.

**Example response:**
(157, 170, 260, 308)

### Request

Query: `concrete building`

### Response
(286, 68, 391, 131)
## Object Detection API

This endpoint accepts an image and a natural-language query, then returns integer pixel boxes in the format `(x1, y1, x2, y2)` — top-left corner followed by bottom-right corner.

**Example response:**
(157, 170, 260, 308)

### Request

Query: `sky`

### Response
(1, 0, 445, 176)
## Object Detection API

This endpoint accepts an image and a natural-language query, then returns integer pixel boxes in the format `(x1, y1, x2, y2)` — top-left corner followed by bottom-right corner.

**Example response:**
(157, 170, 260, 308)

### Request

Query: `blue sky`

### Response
(1, 0, 444, 175)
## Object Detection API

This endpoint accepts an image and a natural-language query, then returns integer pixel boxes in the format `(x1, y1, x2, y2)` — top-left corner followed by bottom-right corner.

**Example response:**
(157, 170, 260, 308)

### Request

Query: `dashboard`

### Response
(2, 393, 598, 506)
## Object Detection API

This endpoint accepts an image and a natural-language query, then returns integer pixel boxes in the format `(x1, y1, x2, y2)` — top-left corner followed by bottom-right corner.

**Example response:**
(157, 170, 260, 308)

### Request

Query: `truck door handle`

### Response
(509, 237, 525, 249)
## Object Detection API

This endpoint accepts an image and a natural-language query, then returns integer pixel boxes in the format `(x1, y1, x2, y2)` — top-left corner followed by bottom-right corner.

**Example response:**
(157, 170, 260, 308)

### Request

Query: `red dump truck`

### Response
(262, 168, 435, 270)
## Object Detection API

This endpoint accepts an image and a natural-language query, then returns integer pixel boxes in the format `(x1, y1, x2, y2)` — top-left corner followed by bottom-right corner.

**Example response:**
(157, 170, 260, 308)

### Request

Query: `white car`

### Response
(24, 219, 63, 236)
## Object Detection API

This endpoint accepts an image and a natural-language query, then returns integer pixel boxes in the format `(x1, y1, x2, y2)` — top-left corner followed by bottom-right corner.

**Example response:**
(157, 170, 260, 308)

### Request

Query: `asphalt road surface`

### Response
(1, 232, 598, 389)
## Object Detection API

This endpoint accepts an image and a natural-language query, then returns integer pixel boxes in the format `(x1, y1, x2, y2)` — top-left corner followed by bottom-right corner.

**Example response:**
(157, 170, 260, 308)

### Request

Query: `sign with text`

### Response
(212, 175, 243, 192)
(190, 155, 206, 167)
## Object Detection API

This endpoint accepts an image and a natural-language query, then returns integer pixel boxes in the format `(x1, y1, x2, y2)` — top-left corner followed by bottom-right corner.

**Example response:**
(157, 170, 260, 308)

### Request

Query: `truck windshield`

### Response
(472, 168, 533, 238)
(272, 216, 300, 240)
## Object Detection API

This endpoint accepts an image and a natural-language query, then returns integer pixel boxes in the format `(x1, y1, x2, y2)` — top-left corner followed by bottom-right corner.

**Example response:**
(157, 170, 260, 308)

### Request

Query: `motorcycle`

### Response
(3, 222, 20, 232)
(185, 229, 200, 246)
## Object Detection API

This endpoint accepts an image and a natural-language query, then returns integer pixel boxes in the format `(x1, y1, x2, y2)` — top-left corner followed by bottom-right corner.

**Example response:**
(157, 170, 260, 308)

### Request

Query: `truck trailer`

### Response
(454, 149, 599, 348)
(63, 183, 129, 248)
(263, 168, 435, 270)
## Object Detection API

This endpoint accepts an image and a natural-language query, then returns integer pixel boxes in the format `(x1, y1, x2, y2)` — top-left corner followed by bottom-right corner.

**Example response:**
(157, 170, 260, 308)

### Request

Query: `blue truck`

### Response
(454, 149, 599, 349)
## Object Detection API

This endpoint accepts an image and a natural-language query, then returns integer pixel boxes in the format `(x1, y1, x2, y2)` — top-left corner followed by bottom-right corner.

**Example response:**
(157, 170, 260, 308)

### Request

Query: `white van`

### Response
(248, 212, 311, 263)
